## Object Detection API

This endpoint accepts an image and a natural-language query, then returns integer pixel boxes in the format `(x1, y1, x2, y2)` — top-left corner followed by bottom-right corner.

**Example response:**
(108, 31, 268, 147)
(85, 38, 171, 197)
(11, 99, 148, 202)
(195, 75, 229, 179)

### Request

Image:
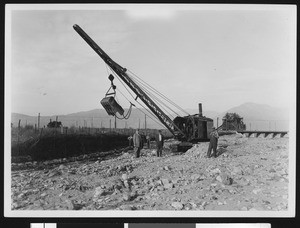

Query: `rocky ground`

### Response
(11, 133, 289, 211)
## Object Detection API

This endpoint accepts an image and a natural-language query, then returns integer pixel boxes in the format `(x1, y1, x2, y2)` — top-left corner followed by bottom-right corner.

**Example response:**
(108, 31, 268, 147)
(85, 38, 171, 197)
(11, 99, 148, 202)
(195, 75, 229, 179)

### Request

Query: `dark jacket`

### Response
(155, 133, 164, 148)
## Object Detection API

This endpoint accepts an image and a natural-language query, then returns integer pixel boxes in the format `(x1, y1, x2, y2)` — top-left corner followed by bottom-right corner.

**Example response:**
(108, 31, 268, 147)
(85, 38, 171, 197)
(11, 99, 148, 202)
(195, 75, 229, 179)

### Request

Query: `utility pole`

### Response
(110, 119, 111, 131)
(217, 117, 219, 128)
(114, 115, 117, 129)
(55, 116, 58, 128)
(18, 119, 21, 154)
(139, 119, 140, 129)
(145, 114, 147, 130)
(38, 113, 40, 130)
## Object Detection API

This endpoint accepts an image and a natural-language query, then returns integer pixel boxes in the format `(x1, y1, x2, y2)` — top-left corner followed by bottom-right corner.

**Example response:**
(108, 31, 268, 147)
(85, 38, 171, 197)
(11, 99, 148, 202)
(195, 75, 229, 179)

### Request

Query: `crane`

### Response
(73, 24, 214, 143)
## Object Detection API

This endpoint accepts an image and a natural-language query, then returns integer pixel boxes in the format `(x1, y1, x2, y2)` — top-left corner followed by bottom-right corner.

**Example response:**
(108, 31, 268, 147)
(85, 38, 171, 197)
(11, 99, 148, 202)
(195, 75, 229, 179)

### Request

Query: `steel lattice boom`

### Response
(73, 24, 186, 138)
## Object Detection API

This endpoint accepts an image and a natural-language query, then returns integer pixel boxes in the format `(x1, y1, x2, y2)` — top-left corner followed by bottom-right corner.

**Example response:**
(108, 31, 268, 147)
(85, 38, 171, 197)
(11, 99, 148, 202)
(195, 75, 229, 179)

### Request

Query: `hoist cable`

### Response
(106, 65, 172, 129)
(129, 70, 189, 115)
(128, 76, 178, 118)
(128, 69, 190, 115)
(112, 76, 165, 128)
(107, 64, 180, 118)
(128, 73, 185, 118)
(117, 73, 175, 121)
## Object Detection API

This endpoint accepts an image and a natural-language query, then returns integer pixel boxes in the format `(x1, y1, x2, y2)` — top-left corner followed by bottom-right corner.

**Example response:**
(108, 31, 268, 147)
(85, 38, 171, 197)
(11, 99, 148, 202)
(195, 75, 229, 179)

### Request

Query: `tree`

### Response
(47, 121, 62, 128)
(222, 112, 246, 130)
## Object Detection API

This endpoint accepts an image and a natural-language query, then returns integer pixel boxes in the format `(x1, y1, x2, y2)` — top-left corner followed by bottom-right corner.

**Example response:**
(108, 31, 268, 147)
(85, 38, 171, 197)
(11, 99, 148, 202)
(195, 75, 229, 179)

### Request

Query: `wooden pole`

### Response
(18, 119, 21, 154)
(114, 115, 117, 129)
(38, 113, 40, 130)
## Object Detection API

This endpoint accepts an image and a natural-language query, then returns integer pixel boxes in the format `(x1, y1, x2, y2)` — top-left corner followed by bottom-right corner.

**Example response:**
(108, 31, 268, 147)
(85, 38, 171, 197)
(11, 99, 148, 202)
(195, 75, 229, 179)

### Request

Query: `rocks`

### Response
(10, 135, 289, 211)
(119, 205, 136, 210)
(252, 189, 262, 195)
(231, 166, 244, 175)
(163, 166, 171, 171)
(191, 174, 203, 182)
(216, 173, 233, 185)
(171, 202, 184, 210)
(94, 187, 106, 197)
(71, 200, 86, 210)
(122, 192, 132, 201)
(122, 173, 129, 181)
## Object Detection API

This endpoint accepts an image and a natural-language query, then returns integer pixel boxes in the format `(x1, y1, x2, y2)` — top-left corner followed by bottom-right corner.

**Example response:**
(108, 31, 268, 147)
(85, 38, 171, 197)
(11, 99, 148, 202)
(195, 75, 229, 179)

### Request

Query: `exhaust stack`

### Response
(199, 103, 203, 117)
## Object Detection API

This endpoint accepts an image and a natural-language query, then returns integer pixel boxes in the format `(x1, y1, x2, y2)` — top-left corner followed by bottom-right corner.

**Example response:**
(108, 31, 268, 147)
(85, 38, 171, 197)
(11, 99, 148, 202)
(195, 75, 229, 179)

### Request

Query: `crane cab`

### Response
(173, 103, 214, 142)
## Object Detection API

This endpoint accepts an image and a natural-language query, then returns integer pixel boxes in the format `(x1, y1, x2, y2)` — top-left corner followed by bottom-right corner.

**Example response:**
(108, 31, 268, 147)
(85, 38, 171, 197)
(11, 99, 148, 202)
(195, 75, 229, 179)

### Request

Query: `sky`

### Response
(6, 4, 296, 116)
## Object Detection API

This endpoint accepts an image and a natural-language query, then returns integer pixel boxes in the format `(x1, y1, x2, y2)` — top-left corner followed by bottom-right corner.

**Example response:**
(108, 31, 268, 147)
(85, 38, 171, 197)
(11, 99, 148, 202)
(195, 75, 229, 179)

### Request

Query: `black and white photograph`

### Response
(4, 4, 296, 217)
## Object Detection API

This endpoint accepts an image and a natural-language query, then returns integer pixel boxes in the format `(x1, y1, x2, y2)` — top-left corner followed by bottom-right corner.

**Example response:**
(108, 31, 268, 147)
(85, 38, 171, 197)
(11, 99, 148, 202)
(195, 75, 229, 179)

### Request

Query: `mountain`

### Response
(11, 102, 289, 131)
(216, 102, 289, 131)
(11, 109, 165, 130)
(219, 102, 289, 121)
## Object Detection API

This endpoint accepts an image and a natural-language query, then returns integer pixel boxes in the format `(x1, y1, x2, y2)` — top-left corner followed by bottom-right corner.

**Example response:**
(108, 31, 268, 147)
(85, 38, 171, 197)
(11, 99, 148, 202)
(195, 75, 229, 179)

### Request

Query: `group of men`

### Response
(128, 126, 219, 159)
(130, 129, 164, 158)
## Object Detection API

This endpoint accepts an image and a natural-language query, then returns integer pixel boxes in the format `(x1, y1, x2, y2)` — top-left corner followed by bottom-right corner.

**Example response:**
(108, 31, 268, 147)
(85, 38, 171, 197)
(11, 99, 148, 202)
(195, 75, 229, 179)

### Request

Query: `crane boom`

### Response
(73, 24, 186, 138)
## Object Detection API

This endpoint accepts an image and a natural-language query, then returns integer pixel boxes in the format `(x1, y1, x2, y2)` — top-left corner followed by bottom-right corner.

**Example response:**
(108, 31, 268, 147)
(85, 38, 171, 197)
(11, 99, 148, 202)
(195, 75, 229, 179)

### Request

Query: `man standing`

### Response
(207, 126, 219, 158)
(156, 130, 164, 157)
(128, 136, 133, 148)
(146, 134, 151, 149)
(133, 129, 142, 158)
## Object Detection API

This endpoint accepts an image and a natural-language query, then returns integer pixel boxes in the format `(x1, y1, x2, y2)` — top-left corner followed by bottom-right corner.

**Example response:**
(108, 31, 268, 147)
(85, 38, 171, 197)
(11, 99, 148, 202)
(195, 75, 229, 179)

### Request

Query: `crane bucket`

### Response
(100, 97, 124, 116)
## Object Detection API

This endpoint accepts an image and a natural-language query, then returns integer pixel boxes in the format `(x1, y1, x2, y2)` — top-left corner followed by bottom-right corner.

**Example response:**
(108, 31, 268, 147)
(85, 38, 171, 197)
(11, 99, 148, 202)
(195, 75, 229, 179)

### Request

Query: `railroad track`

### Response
(237, 130, 288, 138)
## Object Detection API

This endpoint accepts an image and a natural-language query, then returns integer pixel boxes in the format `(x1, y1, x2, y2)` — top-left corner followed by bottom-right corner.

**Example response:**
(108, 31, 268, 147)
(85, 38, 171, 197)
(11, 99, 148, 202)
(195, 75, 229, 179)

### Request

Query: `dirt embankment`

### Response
(11, 134, 289, 211)
(11, 133, 129, 162)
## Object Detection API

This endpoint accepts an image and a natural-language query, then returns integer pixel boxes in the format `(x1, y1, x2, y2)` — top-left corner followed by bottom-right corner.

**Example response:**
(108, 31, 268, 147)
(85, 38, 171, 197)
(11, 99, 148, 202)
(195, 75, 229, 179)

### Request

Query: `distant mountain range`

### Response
(11, 102, 289, 131)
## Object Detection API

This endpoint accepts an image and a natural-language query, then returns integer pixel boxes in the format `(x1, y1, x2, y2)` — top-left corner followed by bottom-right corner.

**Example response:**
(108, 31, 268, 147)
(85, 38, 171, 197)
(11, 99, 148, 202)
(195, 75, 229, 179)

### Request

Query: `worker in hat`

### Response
(155, 130, 164, 157)
(133, 129, 142, 158)
(207, 126, 219, 158)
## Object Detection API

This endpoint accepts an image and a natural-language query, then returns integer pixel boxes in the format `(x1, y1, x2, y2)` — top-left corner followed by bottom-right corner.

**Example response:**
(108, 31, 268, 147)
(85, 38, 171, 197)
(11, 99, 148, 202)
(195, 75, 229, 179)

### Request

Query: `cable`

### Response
(129, 76, 179, 118)
(106, 71, 167, 129)
(128, 69, 190, 115)
(116, 83, 166, 128)
(108, 64, 186, 118)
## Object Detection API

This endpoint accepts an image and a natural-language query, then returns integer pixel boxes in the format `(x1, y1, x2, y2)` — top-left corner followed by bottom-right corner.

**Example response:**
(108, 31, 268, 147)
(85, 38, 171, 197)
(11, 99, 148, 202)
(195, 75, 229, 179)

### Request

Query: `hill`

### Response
(216, 102, 289, 131)
(11, 102, 289, 131)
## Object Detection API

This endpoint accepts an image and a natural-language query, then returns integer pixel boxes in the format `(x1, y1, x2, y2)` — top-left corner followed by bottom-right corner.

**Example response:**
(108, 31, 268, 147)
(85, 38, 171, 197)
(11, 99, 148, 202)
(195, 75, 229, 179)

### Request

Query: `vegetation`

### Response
(47, 120, 62, 128)
(222, 112, 246, 131)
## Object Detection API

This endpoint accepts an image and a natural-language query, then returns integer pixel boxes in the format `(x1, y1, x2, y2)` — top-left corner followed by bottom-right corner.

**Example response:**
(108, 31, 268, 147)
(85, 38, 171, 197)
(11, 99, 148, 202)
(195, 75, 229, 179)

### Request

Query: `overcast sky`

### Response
(6, 4, 296, 116)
